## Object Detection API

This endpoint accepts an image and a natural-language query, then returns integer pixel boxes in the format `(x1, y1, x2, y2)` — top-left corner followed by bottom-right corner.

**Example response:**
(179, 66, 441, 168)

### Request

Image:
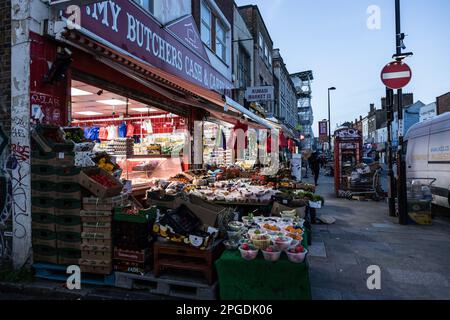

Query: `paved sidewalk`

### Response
(306, 172, 450, 300)
(0, 280, 175, 300)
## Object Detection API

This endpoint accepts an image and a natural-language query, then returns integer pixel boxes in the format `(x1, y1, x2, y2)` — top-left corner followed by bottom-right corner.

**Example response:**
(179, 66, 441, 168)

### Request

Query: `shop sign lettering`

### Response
(67, 1, 232, 96)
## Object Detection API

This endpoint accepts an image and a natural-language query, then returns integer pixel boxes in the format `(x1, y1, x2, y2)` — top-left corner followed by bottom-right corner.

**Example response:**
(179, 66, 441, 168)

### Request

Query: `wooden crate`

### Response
(153, 240, 224, 285)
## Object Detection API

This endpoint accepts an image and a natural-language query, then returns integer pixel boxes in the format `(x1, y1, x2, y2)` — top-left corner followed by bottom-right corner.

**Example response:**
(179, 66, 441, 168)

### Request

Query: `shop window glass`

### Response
(259, 33, 264, 57)
(201, 1, 212, 48)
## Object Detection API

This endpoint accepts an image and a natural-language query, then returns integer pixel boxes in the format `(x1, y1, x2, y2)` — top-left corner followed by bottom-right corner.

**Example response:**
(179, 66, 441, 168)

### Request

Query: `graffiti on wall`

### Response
(0, 125, 12, 260)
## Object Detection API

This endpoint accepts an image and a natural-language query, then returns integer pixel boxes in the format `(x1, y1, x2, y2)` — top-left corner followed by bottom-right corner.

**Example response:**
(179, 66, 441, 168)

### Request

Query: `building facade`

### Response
(272, 49, 297, 131)
(420, 102, 437, 123)
(238, 5, 275, 117)
(5, 0, 273, 268)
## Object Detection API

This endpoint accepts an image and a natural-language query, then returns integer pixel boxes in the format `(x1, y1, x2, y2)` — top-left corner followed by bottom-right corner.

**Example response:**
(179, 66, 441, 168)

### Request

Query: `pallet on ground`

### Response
(114, 271, 218, 300)
(32, 263, 115, 286)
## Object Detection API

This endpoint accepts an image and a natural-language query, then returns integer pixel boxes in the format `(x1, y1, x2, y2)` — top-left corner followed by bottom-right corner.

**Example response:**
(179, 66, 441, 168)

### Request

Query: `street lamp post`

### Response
(328, 87, 336, 152)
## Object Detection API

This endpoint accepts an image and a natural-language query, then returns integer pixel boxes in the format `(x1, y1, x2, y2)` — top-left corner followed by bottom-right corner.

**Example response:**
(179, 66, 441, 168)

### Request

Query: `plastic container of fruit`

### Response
(227, 230, 242, 240)
(228, 221, 245, 232)
(262, 247, 281, 262)
(286, 248, 308, 264)
(239, 245, 259, 261)
(252, 236, 271, 250)
(273, 237, 293, 251)
(248, 228, 268, 238)
(224, 240, 239, 250)
(241, 216, 253, 225)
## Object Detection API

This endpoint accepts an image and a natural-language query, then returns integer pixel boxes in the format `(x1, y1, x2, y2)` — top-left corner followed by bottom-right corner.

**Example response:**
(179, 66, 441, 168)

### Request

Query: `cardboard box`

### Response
(81, 250, 112, 261)
(179, 198, 222, 227)
(82, 221, 111, 234)
(80, 264, 112, 275)
(81, 232, 112, 241)
(271, 202, 306, 218)
(81, 238, 112, 252)
(79, 168, 123, 199)
(82, 194, 129, 211)
(78, 258, 112, 274)
(80, 211, 112, 224)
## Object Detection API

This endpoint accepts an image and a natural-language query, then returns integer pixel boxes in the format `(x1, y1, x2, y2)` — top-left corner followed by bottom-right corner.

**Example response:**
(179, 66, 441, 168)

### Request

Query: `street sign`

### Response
(318, 121, 328, 142)
(381, 61, 412, 90)
(245, 86, 274, 102)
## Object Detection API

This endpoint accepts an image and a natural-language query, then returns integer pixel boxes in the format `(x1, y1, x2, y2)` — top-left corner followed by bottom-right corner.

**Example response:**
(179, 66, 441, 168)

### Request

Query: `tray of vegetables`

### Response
(79, 167, 123, 198)
(63, 127, 95, 152)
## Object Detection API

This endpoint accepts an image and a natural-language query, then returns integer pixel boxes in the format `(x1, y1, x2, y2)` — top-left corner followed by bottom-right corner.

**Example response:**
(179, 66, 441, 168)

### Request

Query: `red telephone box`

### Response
(334, 128, 363, 195)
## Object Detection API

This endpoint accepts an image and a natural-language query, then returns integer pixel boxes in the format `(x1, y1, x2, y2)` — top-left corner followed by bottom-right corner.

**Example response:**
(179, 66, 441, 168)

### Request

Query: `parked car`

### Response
(405, 112, 450, 209)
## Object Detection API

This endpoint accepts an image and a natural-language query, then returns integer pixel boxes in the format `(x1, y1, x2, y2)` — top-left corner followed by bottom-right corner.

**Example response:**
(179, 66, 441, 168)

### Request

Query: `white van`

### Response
(405, 112, 450, 209)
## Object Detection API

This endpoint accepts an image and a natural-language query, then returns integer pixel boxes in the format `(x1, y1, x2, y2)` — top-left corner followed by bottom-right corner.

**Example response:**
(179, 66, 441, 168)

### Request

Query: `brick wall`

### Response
(437, 92, 450, 115)
(0, 0, 11, 138)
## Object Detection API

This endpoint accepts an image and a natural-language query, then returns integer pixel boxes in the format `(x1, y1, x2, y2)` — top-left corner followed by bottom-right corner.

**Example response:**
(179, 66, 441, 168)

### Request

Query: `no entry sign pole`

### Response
(380, 0, 412, 224)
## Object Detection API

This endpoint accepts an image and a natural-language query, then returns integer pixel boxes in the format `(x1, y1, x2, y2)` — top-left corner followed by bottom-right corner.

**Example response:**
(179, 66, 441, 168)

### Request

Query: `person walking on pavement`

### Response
(309, 151, 321, 186)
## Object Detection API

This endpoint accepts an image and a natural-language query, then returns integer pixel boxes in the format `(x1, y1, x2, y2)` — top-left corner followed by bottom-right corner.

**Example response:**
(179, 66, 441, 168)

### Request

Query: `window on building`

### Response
(264, 45, 269, 62)
(132, 0, 154, 14)
(259, 33, 264, 57)
(216, 20, 226, 61)
(268, 51, 272, 67)
(238, 47, 251, 88)
(201, 1, 212, 48)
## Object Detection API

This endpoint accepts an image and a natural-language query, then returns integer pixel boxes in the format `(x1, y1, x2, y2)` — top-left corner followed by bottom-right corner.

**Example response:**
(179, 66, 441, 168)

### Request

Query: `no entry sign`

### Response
(381, 61, 412, 90)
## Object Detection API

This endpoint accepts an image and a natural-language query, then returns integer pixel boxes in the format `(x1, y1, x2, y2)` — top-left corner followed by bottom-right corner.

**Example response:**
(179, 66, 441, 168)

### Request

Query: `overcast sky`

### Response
(234, 0, 450, 136)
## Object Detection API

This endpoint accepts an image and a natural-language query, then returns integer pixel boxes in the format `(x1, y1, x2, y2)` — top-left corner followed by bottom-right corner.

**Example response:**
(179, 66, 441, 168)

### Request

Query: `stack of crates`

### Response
(112, 206, 156, 275)
(31, 125, 83, 266)
(79, 195, 128, 274)
(54, 167, 83, 265)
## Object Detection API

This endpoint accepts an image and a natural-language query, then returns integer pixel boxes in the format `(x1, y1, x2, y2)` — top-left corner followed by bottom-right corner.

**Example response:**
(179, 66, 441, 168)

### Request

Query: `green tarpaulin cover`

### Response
(215, 232, 311, 300)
